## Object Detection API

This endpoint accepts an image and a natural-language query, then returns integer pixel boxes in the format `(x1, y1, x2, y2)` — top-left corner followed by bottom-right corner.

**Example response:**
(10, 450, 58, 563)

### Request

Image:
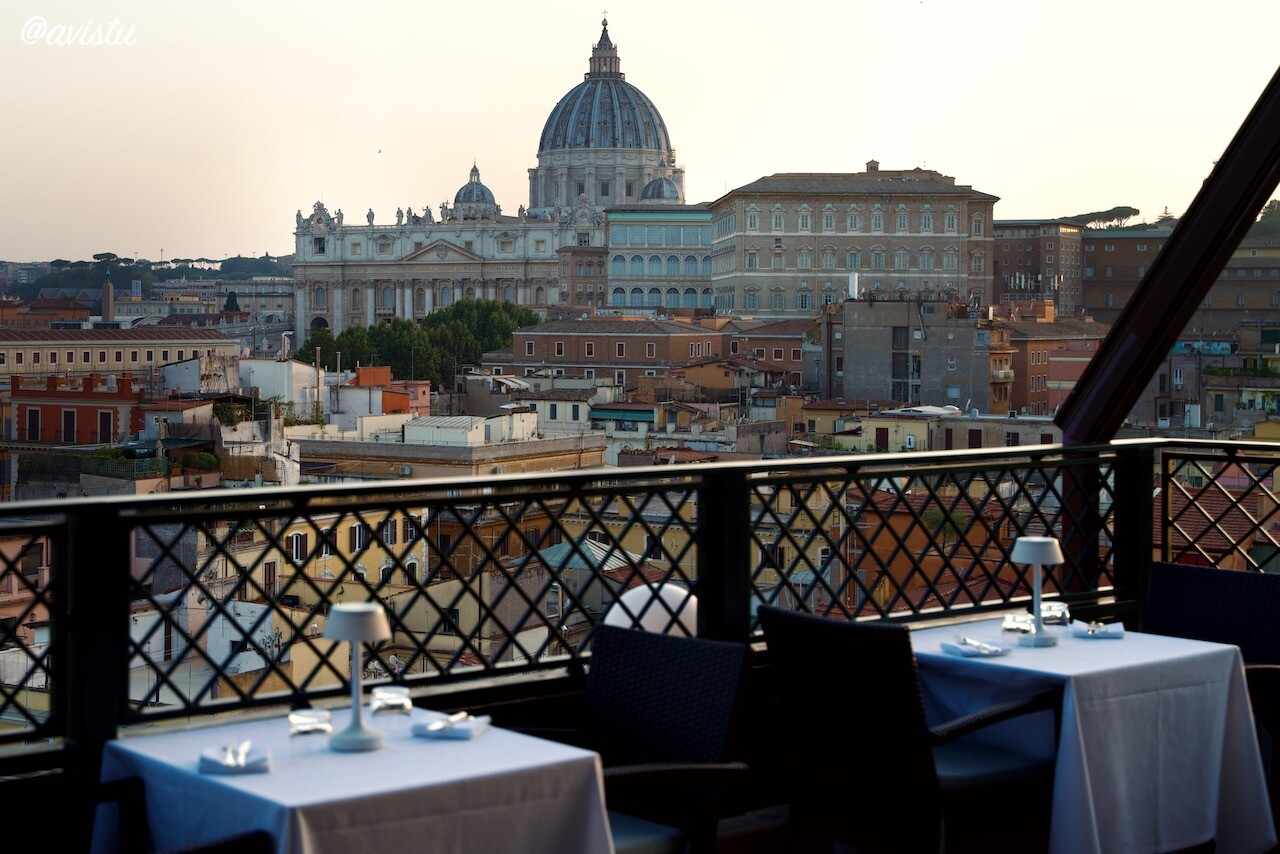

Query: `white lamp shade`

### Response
(603, 584, 697, 635)
(325, 602, 391, 642)
(1011, 536, 1065, 566)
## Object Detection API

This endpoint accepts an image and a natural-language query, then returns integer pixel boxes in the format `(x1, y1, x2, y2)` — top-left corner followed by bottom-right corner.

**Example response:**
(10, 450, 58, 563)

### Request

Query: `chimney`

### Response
(103, 279, 114, 322)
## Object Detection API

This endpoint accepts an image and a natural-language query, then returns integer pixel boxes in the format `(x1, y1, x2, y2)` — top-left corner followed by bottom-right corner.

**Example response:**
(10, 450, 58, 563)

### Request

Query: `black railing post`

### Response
(64, 503, 131, 781)
(698, 468, 751, 643)
(1112, 442, 1156, 623)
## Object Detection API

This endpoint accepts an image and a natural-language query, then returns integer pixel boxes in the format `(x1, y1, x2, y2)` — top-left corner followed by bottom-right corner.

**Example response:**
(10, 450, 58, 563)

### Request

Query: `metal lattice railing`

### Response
(1161, 442, 1280, 570)
(1, 438, 1272, 768)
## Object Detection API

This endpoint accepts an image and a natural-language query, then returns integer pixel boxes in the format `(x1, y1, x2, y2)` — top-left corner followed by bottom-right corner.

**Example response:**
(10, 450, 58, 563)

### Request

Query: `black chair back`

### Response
(582, 624, 751, 767)
(1145, 561, 1280, 663)
(757, 606, 941, 851)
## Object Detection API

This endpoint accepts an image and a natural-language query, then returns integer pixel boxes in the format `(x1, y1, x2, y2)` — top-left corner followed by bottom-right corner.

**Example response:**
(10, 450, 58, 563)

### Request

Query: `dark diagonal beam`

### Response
(1056, 64, 1280, 445)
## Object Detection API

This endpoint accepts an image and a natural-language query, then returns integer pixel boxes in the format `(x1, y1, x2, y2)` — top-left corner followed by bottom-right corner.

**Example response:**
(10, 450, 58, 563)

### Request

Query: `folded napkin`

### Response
(412, 714, 492, 740)
(939, 640, 1009, 658)
(1071, 620, 1125, 639)
(199, 746, 271, 774)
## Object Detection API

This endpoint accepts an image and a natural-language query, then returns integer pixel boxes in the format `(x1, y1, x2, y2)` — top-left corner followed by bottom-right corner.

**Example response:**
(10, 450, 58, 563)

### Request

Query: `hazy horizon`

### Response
(1, 0, 1277, 262)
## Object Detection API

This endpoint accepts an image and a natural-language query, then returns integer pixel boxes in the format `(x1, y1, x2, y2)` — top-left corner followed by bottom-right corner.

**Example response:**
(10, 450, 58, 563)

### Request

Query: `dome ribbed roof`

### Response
(538, 21, 672, 155)
(454, 164, 495, 204)
(641, 177, 681, 201)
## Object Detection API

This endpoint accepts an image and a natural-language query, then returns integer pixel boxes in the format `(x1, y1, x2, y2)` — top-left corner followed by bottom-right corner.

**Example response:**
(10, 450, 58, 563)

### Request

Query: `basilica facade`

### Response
(291, 19, 685, 339)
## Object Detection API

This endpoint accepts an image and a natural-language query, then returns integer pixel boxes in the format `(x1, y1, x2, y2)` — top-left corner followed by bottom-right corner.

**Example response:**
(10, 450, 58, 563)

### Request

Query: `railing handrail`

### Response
(2, 435, 1275, 780)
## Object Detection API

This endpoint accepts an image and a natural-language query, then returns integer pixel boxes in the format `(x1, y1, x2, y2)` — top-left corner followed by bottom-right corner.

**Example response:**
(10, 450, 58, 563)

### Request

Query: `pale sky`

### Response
(1, 0, 1277, 262)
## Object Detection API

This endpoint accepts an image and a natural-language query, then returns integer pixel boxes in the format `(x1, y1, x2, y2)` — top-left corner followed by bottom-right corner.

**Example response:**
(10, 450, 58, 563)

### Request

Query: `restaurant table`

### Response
(912, 619, 1276, 854)
(96, 707, 614, 854)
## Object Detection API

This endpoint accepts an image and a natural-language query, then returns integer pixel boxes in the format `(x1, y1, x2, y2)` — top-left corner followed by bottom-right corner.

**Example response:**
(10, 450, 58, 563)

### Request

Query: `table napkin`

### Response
(1070, 620, 1125, 639)
(939, 641, 1009, 658)
(412, 715, 492, 740)
(198, 747, 272, 774)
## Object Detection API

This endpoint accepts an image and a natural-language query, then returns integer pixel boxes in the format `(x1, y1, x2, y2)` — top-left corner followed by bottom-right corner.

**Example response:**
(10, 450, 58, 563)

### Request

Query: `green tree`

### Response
(295, 299, 539, 389)
(1251, 199, 1280, 239)
(1060, 206, 1140, 229)
(224, 291, 241, 312)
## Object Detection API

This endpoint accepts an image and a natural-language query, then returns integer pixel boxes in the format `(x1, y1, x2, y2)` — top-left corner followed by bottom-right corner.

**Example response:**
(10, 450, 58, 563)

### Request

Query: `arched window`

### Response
(503, 285, 514, 302)
(351, 288, 362, 309)
(699, 288, 713, 309)
(440, 288, 453, 307)
(647, 288, 661, 306)
(648, 256, 662, 276)
(745, 291, 759, 310)
(288, 532, 308, 564)
(314, 287, 327, 309)
(612, 255, 626, 276)
(629, 287, 644, 307)
(416, 288, 426, 309)
(683, 288, 697, 309)
(630, 255, 644, 275)
(611, 287, 626, 306)
(382, 287, 394, 307)
(701, 256, 712, 275)
(665, 287, 680, 306)
(684, 256, 698, 276)
(667, 255, 680, 276)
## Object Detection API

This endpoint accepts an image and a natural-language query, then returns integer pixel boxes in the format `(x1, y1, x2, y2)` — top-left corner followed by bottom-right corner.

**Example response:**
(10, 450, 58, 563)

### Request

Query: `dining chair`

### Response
(1, 768, 275, 854)
(581, 623, 753, 854)
(1144, 560, 1280, 805)
(757, 605, 1062, 854)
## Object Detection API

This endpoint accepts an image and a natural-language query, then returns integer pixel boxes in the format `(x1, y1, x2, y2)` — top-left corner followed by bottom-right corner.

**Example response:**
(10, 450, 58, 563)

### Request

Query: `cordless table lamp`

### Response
(1010, 536, 1065, 648)
(325, 602, 392, 751)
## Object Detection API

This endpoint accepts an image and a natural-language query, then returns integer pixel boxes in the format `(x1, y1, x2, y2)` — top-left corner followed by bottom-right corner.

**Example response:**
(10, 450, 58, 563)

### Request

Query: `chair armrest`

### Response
(603, 760, 748, 784)
(1246, 664, 1280, 721)
(929, 688, 1062, 745)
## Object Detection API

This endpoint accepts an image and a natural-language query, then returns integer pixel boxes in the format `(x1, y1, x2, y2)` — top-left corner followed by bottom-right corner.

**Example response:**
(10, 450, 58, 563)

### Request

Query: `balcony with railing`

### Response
(3, 52, 1279, 854)
(0, 439, 1272, 781)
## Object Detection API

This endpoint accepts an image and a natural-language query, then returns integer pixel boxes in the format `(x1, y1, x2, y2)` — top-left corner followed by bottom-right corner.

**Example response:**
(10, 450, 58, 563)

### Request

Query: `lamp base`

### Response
(1018, 628, 1059, 647)
(329, 719, 383, 752)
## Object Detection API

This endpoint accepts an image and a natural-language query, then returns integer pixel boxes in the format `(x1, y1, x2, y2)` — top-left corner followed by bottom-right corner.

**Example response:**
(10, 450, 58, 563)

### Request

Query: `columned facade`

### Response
(291, 19, 678, 336)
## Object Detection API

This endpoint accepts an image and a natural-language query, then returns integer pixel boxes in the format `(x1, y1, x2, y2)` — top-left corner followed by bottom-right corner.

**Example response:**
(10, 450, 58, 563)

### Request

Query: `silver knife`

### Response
(960, 637, 998, 654)
(425, 711, 471, 732)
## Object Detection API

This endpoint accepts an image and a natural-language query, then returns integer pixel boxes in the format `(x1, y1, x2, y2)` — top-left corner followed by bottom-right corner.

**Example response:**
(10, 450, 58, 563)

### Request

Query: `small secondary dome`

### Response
(640, 177, 682, 202)
(454, 164, 496, 205)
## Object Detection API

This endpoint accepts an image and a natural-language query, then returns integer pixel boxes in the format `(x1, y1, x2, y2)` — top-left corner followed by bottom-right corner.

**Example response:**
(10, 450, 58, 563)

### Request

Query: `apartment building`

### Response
(709, 162, 998, 317)
(482, 318, 720, 388)
(992, 219, 1085, 314)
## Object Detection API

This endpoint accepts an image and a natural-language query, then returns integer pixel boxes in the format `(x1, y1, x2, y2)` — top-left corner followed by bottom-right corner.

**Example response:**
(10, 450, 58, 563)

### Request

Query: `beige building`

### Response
(0, 328, 240, 379)
(709, 162, 998, 317)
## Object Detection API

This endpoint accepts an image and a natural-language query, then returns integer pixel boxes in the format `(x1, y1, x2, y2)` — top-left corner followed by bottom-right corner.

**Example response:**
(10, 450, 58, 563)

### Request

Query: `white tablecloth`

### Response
(97, 707, 614, 854)
(912, 620, 1276, 854)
